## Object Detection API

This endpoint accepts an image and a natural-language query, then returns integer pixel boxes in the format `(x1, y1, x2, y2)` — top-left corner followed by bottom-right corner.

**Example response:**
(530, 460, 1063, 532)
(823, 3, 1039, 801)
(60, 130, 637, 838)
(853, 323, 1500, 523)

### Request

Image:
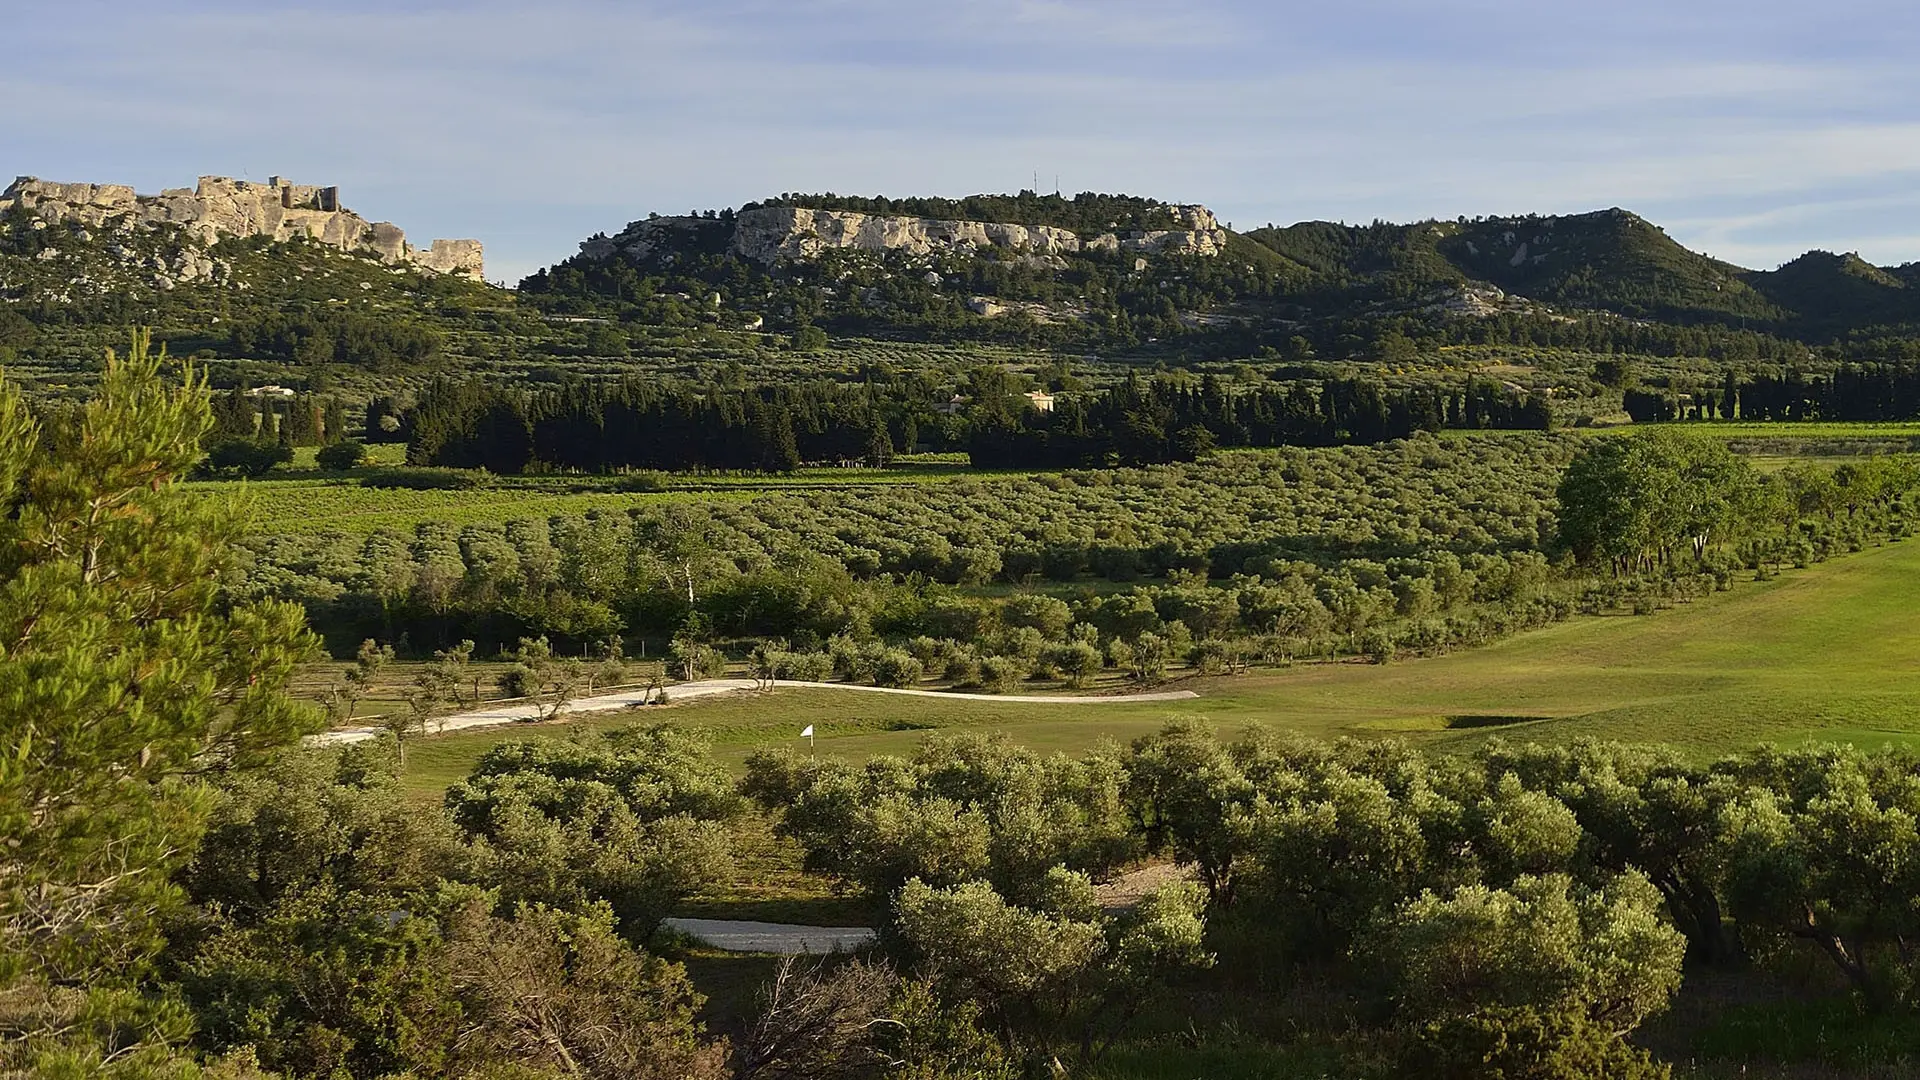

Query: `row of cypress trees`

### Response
(402, 372, 1550, 475)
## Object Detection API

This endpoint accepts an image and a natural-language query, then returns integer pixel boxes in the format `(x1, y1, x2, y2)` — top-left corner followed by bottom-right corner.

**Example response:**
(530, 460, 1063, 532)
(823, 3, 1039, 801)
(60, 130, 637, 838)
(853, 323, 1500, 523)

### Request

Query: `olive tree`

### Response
(743, 733, 1138, 907)
(497, 634, 587, 721)
(893, 873, 1211, 1063)
(1717, 746, 1920, 1008)
(1372, 870, 1684, 1079)
(1480, 740, 1743, 964)
(446, 726, 740, 936)
(1373, 872, 1686, 1034)
(1122, 721, 1261, 904)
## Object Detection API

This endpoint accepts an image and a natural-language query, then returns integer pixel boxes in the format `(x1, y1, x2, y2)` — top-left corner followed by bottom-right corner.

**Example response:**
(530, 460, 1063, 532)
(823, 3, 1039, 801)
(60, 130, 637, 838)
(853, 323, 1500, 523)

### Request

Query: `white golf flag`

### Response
(800, 725, 814, 738)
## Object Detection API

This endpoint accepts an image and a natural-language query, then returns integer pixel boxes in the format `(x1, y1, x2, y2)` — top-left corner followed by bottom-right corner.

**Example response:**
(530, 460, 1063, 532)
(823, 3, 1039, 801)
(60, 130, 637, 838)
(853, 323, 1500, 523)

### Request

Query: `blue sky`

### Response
(9, 0, 1920, 283)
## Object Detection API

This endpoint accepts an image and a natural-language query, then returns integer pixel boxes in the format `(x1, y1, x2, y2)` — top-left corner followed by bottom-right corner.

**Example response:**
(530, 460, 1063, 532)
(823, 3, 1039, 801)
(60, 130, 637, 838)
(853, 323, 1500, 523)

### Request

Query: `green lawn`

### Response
(1676, 420, 1920, 438)
(399, 535, 1920, 795)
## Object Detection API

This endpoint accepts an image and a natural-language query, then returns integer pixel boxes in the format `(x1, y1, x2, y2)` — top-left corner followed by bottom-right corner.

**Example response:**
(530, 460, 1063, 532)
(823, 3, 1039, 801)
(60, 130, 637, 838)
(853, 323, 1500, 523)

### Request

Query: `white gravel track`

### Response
(308, 679, 1200, 746)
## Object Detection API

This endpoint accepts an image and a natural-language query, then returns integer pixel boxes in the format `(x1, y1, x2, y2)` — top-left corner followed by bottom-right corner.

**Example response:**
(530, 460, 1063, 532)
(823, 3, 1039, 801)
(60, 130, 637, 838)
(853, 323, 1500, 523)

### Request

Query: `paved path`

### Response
(662, 918, 877, 955)
(309, 679, 1200, 746)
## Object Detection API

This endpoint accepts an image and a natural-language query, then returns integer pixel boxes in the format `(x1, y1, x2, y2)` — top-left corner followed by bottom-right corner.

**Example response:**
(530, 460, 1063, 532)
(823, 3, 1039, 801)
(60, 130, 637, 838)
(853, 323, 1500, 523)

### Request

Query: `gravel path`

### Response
(661, 918, 877, 955)
(309, 679, 1199, 747)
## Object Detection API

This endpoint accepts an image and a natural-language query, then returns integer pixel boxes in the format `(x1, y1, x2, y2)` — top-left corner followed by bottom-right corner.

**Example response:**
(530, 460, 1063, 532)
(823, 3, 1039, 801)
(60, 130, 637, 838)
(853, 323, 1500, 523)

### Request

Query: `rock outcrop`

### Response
(588, 204, 1229, 265)
(1, 175, 484, 279)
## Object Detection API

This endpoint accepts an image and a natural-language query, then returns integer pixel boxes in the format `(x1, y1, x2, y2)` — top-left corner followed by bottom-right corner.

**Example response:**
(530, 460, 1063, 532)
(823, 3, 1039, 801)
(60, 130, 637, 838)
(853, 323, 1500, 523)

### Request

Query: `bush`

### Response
(942, 649, 981, 686)
(360, 467, 488, 490)
(315, 440, 367, 471)
(828, 635, 872, 682)
(1002, 593, 1073, 637)
(669, 642, 728, 681)
(1395, 1006, 1670, 1080)
(1374, 872, 1684, 1034)
(616, 470, 669, 493)
(1046, 641, 1103, 688)
(975, 655, 1025, 694)
(201, 438, 293, 478)
(1358, 628, 1398, 664)
(870, 649, 924, 688)
(771, 650, 834, 682)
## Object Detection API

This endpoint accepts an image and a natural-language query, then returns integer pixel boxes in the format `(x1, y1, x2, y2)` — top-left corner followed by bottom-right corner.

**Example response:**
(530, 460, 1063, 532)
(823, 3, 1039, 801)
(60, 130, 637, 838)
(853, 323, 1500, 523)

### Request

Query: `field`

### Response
(217, 477, 724, 535)
(1672, 420, 1920, 438)
(207, 458, 1042, 536)
(396, 530, 1920, 794)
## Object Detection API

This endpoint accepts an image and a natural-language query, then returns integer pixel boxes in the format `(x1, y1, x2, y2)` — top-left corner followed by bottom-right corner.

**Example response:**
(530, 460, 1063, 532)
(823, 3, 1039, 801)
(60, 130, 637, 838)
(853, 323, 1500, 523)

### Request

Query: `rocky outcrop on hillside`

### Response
(1, 175, 484, 279)
(585, 204, 1229, 265)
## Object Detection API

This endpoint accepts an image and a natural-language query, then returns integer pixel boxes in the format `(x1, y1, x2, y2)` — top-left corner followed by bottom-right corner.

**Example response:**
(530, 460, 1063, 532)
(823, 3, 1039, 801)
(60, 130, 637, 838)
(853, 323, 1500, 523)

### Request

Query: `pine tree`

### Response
(0, 332, 320, 1075)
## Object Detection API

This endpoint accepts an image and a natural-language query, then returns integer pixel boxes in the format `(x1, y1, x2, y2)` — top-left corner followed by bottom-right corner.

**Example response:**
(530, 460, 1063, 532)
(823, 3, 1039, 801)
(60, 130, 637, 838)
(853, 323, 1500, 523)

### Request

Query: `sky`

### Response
(9, 0, 1920, 284)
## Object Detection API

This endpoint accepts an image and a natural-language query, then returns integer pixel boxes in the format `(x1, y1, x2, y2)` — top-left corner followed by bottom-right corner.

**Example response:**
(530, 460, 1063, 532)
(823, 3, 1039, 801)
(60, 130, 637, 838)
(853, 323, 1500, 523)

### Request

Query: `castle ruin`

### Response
(1, 175, 484, 280)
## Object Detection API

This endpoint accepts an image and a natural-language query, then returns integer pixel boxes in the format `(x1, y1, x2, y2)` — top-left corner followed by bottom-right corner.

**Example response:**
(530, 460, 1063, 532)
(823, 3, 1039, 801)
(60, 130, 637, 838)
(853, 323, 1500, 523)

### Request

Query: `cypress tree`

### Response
(323, 396, 348, 443)
(864, 411, 893, 468)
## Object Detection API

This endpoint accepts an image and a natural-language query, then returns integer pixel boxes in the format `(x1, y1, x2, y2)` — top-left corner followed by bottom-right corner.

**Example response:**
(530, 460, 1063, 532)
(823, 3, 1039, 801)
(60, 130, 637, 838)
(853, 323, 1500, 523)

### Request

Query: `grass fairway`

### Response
(400, 536, 1920, 795)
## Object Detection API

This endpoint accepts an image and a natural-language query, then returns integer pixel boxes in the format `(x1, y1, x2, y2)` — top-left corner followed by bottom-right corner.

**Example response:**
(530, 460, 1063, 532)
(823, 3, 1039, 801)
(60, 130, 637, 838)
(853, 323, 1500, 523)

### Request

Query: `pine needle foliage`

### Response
(0, 331, 321, 1078)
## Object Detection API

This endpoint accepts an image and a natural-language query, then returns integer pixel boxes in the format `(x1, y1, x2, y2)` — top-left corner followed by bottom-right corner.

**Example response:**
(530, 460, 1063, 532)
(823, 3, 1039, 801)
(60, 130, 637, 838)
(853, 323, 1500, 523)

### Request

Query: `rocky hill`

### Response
(12, 175, 1920, 383)
(590, 202, 1229, 266)
(1, 175, 483, 289)
(522, 191, 1920, 365)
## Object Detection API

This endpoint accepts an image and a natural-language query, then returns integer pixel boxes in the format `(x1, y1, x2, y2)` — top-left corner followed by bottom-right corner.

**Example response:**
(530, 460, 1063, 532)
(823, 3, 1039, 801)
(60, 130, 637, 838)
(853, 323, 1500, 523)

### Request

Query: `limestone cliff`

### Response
(1, 175, 484, 280)
(587, 204, 1228, 265)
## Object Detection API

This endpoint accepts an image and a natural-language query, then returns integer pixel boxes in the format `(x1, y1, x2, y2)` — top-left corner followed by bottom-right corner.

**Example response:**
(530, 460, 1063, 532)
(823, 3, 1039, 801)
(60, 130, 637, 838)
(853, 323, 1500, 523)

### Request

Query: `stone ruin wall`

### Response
(1, 175, 484, 279)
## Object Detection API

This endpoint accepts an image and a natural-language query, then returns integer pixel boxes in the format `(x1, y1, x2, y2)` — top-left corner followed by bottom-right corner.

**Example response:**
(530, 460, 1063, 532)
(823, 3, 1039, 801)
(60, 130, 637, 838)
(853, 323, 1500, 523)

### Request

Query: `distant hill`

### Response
(1243, 210, 1780, 324)
(14, 178, 1920, 388)
(524, 193, 1920, 362)
(1747, 250, 1920, 336)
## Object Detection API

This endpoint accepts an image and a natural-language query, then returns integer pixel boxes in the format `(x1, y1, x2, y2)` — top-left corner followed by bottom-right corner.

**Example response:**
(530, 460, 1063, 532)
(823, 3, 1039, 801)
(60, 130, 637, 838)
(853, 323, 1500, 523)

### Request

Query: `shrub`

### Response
(870, 649, 924, 688)
(360, 467, 487, 490)
(1358, 628, 1398, 664)
(975, 655, 1025, 694)
(828, 635, 872, 682)
(314, 440, 368, 471)
(615, 470, 669, 493)
(202, 438, 293, 478)
(1046, 641, 1103, 688)
(771, 650, 834, 682)
(1374, 872, 1685, 1034)
(942, 649, 982, 686)
(669, 641, 728, 681)
(1127, 632, 1170, 682)
(1395, 1006, 1670, 1080)
(1002, 594, 1073, 637)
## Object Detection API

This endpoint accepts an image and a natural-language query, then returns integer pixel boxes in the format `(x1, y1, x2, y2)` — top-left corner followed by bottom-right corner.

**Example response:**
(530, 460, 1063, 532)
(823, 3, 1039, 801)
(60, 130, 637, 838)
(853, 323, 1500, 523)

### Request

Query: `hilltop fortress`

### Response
(1, 175, 483, 279)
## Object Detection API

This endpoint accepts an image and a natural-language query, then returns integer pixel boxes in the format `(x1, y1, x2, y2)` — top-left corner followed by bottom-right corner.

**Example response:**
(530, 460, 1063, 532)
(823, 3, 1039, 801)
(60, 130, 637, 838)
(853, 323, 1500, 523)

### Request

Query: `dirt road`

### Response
(309, 679, 1200, 746)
